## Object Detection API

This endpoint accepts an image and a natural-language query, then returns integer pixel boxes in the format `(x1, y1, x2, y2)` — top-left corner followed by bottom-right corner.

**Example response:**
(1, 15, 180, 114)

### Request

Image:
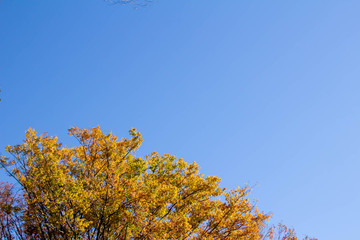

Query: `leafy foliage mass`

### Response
(0, 127, 316, 239)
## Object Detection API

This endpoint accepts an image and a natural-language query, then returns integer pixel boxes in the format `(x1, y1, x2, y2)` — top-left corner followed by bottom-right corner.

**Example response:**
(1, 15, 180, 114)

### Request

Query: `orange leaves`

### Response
(0, 126, 315, 239)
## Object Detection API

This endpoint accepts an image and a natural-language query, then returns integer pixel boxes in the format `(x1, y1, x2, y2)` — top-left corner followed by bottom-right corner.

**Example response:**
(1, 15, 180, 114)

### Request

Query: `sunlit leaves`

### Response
(0, 127, 315, 240)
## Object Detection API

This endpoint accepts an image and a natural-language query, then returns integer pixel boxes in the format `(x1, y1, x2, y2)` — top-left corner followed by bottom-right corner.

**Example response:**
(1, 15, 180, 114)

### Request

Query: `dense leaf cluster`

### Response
(0, 127, 315, 240)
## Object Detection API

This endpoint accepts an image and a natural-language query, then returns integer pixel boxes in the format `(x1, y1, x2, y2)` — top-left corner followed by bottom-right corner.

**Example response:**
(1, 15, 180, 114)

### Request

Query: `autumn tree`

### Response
(0, 127, 315, 240)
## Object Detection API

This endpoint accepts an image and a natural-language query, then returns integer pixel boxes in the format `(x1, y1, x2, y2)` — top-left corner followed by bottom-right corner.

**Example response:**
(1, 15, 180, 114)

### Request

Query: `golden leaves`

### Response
(0, 127, 315, 240)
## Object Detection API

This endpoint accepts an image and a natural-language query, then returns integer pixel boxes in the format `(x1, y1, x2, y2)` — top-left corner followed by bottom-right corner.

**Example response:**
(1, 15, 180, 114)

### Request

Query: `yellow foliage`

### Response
(0, 127, 315, 240)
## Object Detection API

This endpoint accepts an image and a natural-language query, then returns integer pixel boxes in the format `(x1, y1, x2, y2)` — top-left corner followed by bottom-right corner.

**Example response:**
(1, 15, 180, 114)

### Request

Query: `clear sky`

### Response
(1, 0, 360, 239)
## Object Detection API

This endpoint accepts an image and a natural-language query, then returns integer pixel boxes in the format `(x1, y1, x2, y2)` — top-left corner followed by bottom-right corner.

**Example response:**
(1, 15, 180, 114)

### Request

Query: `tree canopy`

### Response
(0, 127, 316, 240)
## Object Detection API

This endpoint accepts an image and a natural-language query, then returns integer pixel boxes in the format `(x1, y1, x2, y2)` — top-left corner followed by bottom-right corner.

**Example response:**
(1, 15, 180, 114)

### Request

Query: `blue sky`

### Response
(1, 0, 360, 239)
